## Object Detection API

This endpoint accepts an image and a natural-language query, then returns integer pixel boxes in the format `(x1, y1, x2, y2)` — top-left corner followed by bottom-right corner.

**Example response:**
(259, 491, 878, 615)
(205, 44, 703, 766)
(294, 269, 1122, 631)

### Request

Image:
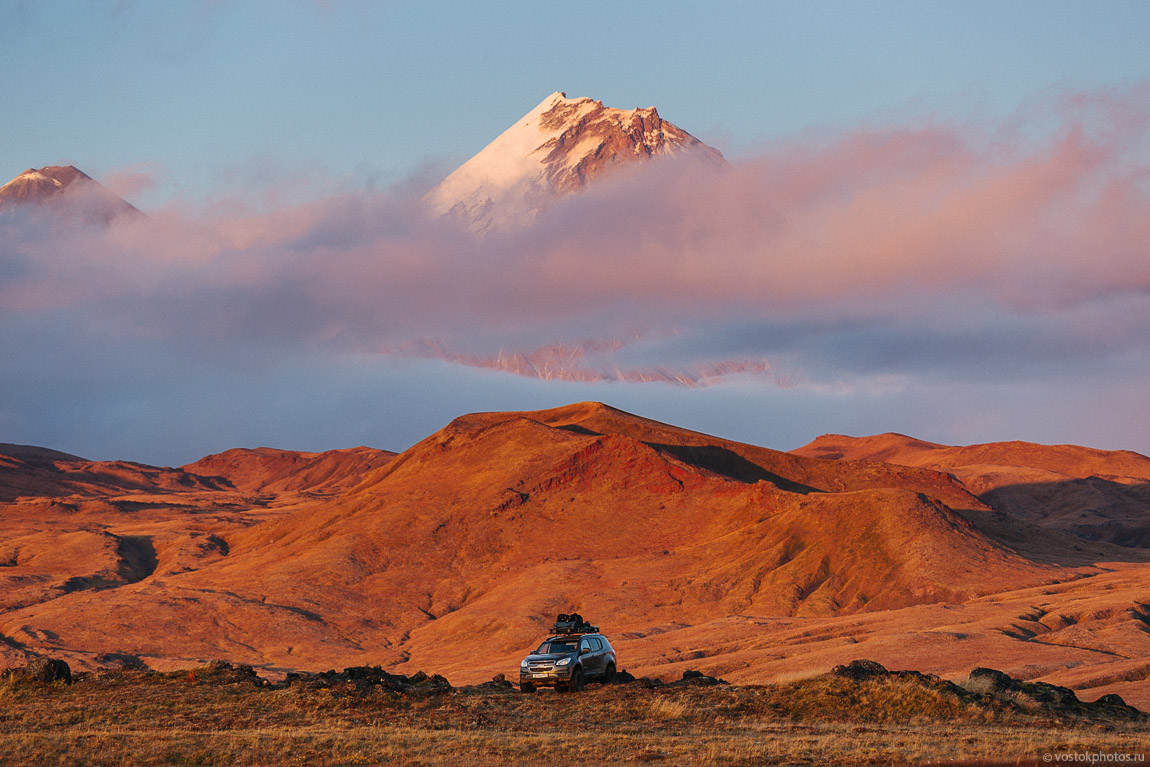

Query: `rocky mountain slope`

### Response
(1, 403, 1148, 707)
(425, 92, 725, 232)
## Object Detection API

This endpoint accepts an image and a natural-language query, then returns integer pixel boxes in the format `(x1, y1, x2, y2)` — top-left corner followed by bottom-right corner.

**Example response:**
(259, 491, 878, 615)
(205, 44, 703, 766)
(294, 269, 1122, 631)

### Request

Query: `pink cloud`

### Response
(385, 338, 774, 387)
(524, 104, 1145, 318)
(4, 83, 1149, 386)
(101, 164, 159, 200)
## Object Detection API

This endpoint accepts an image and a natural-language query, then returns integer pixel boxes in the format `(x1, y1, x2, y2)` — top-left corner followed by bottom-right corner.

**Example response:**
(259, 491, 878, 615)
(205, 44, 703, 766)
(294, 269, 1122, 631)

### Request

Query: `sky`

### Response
(2, 0, 1150, 465)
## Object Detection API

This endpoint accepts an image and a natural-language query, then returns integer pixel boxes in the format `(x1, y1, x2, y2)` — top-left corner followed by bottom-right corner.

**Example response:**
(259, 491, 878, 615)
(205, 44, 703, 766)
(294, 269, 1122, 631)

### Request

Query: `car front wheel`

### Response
(569, 667, 585, 692)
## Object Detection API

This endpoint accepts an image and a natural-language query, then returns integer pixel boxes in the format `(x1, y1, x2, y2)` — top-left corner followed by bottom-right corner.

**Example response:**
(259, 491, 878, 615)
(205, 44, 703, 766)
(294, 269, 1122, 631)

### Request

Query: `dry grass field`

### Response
(1, 661, 1145, 767)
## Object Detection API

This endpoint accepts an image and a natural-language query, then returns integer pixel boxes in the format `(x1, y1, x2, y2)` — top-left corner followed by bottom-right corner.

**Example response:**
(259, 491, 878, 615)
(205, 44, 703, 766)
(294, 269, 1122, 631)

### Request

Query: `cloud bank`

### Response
(3, 84, 1149, 462)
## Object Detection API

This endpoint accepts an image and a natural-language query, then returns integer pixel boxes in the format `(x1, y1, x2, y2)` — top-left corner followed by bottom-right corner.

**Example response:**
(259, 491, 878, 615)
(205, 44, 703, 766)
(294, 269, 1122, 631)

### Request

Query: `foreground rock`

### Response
(4, 655, 1143, 730)
(285, 665, 453, 697)
(830, 659, 1145, 722)
(0, 657, 71, 685)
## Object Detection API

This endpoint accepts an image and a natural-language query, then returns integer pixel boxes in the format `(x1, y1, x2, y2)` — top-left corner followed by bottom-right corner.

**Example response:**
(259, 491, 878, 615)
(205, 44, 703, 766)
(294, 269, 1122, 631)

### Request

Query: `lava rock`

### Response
(1020, 680, 1079, 706)
(1, 657, 72, 685)
(967, 667, 1019, 693)
(635, 676, 665, 689)
(199, 660, 266, 687)
(668, 669, 728, 687)
(95, 652, 148, 670)
(831, 659, 889, 681)
(463, 675, 515, 694)
(287, 666, 453, 696)
(1091, 693, 1145, 720)
(1096, 693, 1128, 707)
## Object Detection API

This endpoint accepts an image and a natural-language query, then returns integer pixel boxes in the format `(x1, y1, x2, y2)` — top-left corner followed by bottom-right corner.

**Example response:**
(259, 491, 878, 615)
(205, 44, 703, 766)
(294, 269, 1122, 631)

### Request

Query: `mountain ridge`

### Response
(792, 433, 1150, 547)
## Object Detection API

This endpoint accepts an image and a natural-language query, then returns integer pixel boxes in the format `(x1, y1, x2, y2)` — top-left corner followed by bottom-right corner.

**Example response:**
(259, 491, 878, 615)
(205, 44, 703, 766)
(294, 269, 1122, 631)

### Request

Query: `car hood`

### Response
(524, 653, 575, 662)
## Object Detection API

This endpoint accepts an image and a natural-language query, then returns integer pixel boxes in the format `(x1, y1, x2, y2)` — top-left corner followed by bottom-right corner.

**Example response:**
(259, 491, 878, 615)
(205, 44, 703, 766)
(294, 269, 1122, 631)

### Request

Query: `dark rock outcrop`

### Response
(827, 660, 1146, 722)
(831, 659, 891, 681)
(199, 660, 267, 687)
(285, 665, 452, 696)
(463, 674, 515, 694)
(667, 669, 728, 687)
(1, 657, 72, 685)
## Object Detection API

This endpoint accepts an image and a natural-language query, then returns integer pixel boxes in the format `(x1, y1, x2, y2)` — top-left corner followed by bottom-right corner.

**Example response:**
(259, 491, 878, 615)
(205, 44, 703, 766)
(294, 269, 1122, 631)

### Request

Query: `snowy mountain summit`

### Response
(0, 165, 141, 224)
(426, 91, 725, 232)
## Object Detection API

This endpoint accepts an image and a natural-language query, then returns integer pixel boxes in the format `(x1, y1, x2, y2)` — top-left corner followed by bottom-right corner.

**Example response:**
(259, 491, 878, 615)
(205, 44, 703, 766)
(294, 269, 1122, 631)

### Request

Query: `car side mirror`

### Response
(580, 647, 590, 655)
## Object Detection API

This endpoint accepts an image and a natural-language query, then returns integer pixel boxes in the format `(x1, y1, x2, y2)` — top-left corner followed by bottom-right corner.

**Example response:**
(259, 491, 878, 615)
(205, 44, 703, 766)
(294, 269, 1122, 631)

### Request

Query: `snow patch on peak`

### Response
(18, 170, 63, 187)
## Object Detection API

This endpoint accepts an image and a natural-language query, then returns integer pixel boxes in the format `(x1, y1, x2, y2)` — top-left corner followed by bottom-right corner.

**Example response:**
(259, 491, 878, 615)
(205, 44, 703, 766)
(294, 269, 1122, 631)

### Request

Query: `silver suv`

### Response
(519, 618, 617, 693)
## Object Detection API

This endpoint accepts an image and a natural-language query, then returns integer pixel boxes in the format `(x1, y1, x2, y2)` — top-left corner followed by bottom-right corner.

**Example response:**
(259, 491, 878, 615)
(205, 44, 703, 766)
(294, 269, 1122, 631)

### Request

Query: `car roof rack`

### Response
(551, 612, 598, 635)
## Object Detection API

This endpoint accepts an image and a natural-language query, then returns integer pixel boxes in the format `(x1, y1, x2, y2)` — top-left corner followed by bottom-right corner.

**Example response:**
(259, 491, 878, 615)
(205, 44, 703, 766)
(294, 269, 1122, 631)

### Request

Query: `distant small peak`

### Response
(0, 163, 141, 222)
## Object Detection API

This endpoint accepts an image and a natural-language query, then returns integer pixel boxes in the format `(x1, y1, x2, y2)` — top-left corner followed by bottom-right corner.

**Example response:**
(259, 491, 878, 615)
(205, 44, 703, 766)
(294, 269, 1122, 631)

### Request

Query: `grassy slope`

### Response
(1, 664, 1145, 767)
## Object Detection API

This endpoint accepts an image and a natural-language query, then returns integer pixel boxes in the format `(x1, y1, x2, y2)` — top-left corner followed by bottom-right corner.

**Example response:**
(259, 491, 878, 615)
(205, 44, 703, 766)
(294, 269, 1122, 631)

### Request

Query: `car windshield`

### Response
(536, 639, 579, 654)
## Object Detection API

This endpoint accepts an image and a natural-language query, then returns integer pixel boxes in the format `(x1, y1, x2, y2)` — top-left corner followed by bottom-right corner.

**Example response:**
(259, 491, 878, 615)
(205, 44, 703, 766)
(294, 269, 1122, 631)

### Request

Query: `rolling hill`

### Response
(1, 403, 1148, 707)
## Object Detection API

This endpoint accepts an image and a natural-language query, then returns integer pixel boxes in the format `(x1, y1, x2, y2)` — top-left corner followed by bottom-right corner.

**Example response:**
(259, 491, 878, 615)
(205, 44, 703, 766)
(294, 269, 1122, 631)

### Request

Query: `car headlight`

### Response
(556, 658, 570, 666)
(520, 659, 529, 667)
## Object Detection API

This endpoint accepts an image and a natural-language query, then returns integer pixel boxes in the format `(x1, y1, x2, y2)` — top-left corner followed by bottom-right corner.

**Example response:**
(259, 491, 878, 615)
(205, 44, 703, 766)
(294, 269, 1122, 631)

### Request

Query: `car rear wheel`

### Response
(569, 667, 585, 692)
(604, 662, 617, 684)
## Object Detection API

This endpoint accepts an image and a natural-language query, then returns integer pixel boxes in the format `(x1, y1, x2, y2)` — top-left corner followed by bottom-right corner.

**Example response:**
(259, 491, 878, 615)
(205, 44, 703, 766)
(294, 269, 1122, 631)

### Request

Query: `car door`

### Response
(582, 637, 604, 677)
(578, 637, 596, 676)
(592, 637, 607, 676)
(600, 637, 615, 670)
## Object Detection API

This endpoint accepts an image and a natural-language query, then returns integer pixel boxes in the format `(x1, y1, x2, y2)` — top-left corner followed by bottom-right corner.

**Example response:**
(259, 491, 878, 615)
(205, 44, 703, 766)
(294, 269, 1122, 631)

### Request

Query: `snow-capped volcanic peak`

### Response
(427, 91, 724, 231)
(0, 165, 142, 223)
(0, 165, 92, 204)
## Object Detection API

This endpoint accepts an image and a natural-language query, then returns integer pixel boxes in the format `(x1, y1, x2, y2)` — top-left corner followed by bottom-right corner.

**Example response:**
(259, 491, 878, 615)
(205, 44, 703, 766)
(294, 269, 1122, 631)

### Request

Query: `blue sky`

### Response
(5, 1, 1148, 205)
(3, 1, 1150, 465)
